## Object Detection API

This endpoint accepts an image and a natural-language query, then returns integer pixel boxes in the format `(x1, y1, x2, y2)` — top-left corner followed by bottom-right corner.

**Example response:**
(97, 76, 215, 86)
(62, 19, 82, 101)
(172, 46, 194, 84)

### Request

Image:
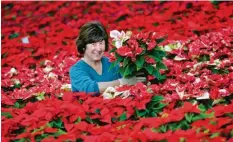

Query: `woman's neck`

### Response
(82, 57, 102, 71)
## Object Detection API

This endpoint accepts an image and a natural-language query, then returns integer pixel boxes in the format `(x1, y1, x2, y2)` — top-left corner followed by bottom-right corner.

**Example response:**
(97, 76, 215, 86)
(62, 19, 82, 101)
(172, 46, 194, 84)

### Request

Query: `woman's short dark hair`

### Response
(76, 21, 108, 56)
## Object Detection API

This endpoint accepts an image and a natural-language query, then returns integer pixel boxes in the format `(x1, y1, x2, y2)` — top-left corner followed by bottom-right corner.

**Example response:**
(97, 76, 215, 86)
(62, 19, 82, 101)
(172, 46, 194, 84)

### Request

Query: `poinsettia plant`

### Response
(109, 30, 168, 80)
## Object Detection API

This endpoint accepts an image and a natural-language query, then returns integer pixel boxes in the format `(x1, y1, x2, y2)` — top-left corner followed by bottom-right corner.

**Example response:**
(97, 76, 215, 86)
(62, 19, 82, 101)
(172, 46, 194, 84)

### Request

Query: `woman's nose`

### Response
(95, 43, 102, 50)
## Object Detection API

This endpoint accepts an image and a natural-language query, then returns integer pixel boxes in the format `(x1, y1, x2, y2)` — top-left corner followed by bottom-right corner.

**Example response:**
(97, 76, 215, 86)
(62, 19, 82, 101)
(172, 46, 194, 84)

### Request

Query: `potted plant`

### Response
(109, 30, 168, 83)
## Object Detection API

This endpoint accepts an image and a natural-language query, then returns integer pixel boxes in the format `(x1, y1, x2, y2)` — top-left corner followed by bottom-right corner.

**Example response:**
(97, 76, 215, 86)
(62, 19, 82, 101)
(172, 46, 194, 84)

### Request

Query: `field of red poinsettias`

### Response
(1, 1, 233, 142)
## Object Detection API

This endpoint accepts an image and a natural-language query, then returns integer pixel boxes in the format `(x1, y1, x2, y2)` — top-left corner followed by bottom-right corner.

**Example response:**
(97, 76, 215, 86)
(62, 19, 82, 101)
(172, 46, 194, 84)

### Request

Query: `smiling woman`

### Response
(69, 21, 122, 95)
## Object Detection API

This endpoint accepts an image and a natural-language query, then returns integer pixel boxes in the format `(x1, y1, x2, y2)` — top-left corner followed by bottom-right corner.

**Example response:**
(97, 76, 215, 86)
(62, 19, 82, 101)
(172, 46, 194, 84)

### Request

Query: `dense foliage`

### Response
(1, 1, 233, 142)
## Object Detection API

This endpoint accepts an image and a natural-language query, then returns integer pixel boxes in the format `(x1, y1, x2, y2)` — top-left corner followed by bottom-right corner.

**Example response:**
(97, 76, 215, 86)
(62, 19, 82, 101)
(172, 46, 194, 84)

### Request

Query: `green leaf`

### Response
(1, 52, 8, 59)
(52, 129, 67, 137)
(211, 68, 229, 75)
(119, 112, 127, 121)
(135, 56, 144, 71)
(155, 49, 166, 57)
(159, 125, 167, 133)
(36, 92, 45, 101)
(144, 65, 154, 74)
(116, 54, 124, 63)
(212, 98, 225, 106)
(152, 69, 162, 80)
(153, 22, 159, 27)
(74, 117, 81, 124)
(210, 132, 220, 138)
(39, 61, 45, 66)
(124, 65, 132, 77)
(150, 111, 157, 117)
(123, 64, 135, 78)
(198, 54, 210, 62)
(156, 37, 166, 44)
(108, 62, 116, 72)
(147, 49, 166, 62)
(152, 103, 167, 110)
(118, 67, 125, 77)
(9, 33, 19, 39)
(148, 55, 161, 62)
(148, 50, 161, 59)
(167, 123, 178, 131)
(2, 112, 13, 118)
(210, 0, 219, 5)
(136, 109, 148, 117)
(123, 57, 130, 68)
(95, 108, 101, 114)
(198, 103, 207, 112)
(185, 113, 194, 123)
(85, 116, 94, 124)
(111, 117, 118, 122)
(159, 75, 166, 80)
(156, 61, 168, 70)
(177, 120, 190, 130)
(35, 133, 49, 141)
(225, 113, 233, 118)
(49, 118, 64, 129)
(151, 96, 164, 103)
(14, 102, 21, 108)
(18, 138, 30, 142)
(109, 47, 117, 53)
(13, 83, 21, 89)
(191, 112, 214, 122)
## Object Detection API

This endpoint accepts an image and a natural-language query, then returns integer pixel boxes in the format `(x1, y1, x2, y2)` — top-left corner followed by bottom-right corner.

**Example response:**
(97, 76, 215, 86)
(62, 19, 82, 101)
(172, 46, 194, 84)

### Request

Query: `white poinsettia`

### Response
(110, 30, 132, 48)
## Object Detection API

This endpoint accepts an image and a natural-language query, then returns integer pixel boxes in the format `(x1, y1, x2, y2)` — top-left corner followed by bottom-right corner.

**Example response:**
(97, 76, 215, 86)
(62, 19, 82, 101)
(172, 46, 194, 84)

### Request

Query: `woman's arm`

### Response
(98, 79, 120, 93)
(70, 65, 121, 94)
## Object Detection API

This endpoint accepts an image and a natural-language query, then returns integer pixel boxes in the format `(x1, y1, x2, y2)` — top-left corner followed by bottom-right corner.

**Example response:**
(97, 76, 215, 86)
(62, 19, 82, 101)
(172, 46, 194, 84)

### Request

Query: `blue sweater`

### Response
(69, 57, 121, 94)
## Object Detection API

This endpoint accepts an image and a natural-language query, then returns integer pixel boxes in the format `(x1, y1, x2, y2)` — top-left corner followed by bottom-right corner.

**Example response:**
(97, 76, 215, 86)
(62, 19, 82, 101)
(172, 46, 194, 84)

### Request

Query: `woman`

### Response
(69, 21, 122, 94)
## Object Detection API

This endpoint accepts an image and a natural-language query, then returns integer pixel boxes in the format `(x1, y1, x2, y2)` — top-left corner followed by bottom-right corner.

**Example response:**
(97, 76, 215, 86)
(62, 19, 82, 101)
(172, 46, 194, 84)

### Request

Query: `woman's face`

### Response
(84, 40, 105, 62)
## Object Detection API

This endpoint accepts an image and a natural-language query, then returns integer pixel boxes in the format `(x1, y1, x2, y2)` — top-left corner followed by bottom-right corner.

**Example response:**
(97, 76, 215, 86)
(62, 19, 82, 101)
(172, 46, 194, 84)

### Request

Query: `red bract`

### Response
(116, 46, 133, 57)
(144, 56, 156, 64)
(147, 40, 157, 50)
(129, 82, 148, 98)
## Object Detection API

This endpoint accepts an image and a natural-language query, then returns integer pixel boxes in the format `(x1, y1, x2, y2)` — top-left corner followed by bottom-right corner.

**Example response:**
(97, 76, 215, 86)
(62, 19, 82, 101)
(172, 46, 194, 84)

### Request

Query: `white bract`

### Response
(110, 30, 132, 48)
(102, 86, 116, 99)
(196, 92, 210, 100)
(174, 55, 187, 61)
(61, 84, 72, 90)
(9, 68, 18, 76)
(12, 78, 20, 84)
(102, 86, 131, 99)
(21, 36, 30, 44)
(43, 66, 53, 73)
(163, 45, 173, 52)
(48, 72, 57, 79)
